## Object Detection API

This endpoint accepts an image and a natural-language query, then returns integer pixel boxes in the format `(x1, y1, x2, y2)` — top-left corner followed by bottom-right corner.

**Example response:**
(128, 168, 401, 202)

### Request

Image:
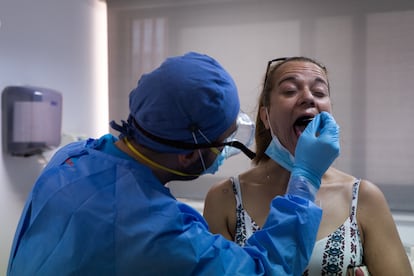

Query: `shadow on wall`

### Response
(2, 133, 106, 203)
(168, 175, 227, 201)
(2, 153, 45, 202)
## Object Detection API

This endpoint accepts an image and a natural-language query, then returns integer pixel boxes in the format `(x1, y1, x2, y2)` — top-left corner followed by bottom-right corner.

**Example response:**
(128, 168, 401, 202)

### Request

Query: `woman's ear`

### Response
(260, 106, 270, 130)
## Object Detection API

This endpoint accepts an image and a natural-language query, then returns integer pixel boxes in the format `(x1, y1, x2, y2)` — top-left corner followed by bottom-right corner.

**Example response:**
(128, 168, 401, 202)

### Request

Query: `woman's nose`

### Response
(298, 87, 315, 107)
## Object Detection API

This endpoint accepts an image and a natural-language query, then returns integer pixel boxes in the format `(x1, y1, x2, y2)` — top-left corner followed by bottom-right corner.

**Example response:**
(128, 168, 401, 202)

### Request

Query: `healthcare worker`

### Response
(7, 52, 340, 275)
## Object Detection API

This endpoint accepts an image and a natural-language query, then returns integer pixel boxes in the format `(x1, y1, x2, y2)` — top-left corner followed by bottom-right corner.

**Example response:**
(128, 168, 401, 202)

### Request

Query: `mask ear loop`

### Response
(191, 131, 207, 171)
(265, 107, 295, 171)
(265, 108, 275, 136)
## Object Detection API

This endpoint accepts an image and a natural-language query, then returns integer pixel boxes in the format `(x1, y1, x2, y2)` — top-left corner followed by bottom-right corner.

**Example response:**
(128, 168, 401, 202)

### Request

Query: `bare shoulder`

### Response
(323, 167, 355, 185)
(203, 177, 237, 239)
(204, 177, 236, 216)
(326, 168, 384, 201)
(205, 178, 234, 201)
(357, 179, 388, 207)
(356, 180, 412, 274)
(356, 179, 393, 232)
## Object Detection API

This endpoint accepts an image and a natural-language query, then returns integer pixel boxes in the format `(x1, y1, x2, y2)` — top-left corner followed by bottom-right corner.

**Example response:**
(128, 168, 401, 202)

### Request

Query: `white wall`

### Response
(0, 0, 107, 274)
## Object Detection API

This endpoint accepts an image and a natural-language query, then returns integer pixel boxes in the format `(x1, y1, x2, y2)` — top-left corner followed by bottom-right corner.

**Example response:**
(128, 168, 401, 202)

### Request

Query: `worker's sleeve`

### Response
(152, 195, 322, 276)
(243, 195, 322, 275)
(7, 157, 321, 276)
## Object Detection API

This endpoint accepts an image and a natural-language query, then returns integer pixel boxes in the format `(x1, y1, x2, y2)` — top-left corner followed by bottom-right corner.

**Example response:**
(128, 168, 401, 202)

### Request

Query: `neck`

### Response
(259, 159, 290, 188)
(114, 139, 173, 184)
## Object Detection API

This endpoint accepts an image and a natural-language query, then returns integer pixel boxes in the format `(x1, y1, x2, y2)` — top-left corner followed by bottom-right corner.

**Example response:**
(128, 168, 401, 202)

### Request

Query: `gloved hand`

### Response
(287, 111, 340, 201)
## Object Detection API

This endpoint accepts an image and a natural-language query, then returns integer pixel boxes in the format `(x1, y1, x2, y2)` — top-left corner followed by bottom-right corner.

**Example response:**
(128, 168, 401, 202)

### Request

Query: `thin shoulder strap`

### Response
(349, 179, 364, 263)
(232, 176, 243, 206)
(232, 176, 256, 237)
(349, 179, 362, 223)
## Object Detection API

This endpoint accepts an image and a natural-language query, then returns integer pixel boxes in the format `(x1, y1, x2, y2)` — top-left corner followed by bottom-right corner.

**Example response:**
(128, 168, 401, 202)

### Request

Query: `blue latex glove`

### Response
(287, 112, 340, 201)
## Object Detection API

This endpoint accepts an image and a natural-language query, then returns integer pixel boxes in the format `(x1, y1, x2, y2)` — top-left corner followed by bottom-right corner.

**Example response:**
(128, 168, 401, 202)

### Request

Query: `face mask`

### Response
(193, 128, 228, 175)
(264, 108, 294, 171)
(202, 150, 225, 175)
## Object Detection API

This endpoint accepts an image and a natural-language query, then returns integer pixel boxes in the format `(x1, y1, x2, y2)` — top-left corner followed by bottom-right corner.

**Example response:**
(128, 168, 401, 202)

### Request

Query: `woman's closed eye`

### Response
(312, 89, 328, 98)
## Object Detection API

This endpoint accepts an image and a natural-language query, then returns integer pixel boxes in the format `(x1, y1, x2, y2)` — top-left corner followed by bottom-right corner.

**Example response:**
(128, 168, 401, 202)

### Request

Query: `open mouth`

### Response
(294, 116, 313, 137)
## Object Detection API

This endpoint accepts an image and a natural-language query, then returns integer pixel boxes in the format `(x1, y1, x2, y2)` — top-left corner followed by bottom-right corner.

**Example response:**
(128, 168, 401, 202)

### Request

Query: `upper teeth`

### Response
(297, 118, 313, 126)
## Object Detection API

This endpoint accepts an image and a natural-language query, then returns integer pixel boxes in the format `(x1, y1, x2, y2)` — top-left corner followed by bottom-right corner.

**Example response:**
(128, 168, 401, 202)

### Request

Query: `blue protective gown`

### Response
(8, 134, 322, 276)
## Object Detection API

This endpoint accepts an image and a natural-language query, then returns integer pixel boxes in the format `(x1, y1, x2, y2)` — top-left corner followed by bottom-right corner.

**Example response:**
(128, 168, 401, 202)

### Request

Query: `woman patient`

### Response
(203, 57, 412, 275)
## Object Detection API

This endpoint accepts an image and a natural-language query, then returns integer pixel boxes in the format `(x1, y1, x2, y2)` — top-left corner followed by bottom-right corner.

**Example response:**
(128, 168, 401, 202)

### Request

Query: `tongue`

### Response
(294, 125, 307, 138)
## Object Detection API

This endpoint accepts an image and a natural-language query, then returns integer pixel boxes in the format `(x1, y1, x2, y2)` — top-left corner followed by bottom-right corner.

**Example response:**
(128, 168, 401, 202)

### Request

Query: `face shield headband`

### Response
(123, 111, 256, 160)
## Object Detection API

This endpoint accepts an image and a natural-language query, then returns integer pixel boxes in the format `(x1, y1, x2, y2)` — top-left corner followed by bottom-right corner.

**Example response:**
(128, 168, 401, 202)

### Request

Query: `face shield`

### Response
(221, 111, 255, 159)
(194, 111, 255, 175)
(121, 110, 256, 160)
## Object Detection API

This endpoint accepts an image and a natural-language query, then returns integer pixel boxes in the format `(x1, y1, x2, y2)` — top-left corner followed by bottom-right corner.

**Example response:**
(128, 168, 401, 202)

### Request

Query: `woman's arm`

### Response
(358, 180, 413, 275)
(203, 178, 235, 241)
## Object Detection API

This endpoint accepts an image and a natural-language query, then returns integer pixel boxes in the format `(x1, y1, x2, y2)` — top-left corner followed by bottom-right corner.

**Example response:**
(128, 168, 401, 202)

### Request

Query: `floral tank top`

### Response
(232, 176, 364, 275)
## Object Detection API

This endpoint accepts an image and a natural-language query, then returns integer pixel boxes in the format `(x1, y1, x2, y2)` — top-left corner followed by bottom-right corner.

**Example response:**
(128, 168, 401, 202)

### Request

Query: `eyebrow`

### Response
(278, 76, 328, 87)
(277, 76, 297, 86)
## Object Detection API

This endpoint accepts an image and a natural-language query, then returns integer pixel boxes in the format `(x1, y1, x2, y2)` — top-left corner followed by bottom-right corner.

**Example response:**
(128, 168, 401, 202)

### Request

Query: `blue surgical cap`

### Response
(117, 52, 240, 153)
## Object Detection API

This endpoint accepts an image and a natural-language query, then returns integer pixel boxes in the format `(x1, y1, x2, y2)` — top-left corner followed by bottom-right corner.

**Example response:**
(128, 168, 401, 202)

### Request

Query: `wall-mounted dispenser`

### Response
(2, 86, 62, 157)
